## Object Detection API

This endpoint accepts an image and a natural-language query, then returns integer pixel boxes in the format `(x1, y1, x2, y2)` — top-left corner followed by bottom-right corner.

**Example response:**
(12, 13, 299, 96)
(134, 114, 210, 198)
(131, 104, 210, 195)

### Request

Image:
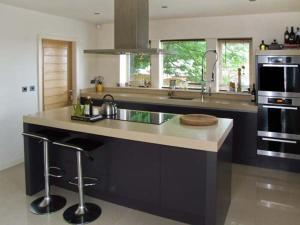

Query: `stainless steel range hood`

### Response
(84, 0, 171, 55)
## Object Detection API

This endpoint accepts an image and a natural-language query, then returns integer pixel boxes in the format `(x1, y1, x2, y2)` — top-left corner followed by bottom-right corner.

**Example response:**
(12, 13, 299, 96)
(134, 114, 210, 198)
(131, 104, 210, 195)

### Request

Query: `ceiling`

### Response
(0, 0, 299, 24)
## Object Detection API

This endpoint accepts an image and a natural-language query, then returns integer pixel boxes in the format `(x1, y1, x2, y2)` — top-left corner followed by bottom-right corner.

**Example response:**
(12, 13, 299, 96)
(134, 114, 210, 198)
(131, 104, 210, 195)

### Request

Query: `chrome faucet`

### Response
(168, 79, 176, 98)
(201, 82, 206, 102)
(200, 49, 219, 101)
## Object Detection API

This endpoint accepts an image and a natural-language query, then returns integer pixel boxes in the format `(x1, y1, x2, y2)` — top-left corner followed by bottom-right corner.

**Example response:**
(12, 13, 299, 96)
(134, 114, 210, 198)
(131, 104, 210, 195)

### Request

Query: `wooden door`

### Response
(42, 39, 73, 111)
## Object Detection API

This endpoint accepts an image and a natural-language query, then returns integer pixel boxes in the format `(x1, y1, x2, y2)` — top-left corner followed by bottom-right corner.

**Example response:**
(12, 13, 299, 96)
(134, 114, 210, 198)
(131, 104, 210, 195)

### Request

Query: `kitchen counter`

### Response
(23, 107, 233, 152)
(81, 90, 257, 113)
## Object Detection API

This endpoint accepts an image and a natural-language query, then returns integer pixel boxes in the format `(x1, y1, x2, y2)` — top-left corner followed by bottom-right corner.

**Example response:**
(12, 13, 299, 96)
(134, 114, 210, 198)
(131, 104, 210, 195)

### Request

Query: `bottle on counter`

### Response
(84, 96, 93, 117)
(259, 40, 267, 50)
(237, 68, 242, 93)
(284, 27, 290, 44)
(289, 26, 296, 44)
(296, 27, 300, 44)
(251, 84, 256, 103)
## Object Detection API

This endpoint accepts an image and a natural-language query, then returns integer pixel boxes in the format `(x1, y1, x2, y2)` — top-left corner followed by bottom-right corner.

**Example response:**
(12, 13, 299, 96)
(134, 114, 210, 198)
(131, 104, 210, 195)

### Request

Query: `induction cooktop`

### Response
(109, 109, 175, 125)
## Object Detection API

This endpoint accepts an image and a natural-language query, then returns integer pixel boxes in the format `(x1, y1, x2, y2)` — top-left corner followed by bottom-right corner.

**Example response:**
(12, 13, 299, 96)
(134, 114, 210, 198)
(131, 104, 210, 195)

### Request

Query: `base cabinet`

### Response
(161, 149, 206, 221)
(108, 141, 161, 206)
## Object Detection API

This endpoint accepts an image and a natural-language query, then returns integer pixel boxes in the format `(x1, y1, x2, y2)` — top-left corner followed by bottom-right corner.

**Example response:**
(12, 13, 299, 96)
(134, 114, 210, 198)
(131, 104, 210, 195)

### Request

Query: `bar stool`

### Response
(22, 130, 69, 214)
(53, 138, 103, 225)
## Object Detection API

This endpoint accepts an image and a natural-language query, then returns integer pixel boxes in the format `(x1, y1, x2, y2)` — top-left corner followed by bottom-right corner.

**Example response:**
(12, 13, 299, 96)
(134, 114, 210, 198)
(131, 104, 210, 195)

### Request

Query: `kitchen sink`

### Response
(168, 96, 195, 100)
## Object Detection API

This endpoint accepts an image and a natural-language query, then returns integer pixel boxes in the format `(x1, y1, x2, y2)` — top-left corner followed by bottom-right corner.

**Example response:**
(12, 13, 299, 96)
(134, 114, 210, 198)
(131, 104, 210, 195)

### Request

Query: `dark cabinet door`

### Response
(161, 149, 206, 216)
(108, 140, 160, 206)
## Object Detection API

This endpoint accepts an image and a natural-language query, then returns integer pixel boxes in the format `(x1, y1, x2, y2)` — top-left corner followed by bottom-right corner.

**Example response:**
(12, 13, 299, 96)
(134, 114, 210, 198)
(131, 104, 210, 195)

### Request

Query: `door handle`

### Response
(263, 64, 299, 68)
(262, 105, 298, 110)
(262, 138, 297, 144)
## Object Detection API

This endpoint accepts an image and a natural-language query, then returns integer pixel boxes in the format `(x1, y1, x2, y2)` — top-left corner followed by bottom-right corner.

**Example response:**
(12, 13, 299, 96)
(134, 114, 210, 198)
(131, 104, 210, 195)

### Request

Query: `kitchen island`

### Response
(23, 107, 233, 225)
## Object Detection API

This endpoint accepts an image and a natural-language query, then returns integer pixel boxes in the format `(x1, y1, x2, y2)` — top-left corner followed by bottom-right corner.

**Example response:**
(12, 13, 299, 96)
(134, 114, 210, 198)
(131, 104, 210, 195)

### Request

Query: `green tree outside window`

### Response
(162, 40, 207, 87)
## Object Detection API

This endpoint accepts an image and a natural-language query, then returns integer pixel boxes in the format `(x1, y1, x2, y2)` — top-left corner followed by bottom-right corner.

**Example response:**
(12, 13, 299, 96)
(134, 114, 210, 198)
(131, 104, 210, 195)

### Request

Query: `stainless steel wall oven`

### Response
(257, 55, 300, 160)
(257, 56, 300, 97)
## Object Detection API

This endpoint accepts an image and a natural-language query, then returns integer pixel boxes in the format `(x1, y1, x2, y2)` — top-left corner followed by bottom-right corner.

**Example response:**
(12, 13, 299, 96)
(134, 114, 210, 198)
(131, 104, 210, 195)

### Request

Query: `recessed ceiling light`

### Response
(161, 5, 168, 9)
(94, 12, 101, 15)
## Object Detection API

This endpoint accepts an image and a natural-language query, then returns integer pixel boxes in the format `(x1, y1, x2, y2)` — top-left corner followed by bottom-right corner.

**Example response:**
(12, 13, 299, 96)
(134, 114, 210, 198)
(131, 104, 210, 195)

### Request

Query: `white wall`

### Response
(0, 3, 97, 171)
(96, 12, 300, 87)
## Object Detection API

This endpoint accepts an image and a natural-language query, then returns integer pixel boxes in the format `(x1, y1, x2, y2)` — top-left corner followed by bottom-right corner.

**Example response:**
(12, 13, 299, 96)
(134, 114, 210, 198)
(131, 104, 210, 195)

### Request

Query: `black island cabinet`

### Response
(24, 122, 232, 225)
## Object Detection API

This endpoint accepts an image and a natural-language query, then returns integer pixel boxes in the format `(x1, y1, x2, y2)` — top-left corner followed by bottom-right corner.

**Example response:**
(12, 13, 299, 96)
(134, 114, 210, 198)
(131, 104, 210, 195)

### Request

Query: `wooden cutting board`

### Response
(180, 114, 218, 126)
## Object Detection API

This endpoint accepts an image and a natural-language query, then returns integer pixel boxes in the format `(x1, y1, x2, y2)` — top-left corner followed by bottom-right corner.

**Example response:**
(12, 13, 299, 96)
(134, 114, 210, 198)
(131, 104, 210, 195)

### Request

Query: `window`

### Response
(161, 40, 207, 88)
(218, 39, 251, 92)
(127, 54, 151, 87)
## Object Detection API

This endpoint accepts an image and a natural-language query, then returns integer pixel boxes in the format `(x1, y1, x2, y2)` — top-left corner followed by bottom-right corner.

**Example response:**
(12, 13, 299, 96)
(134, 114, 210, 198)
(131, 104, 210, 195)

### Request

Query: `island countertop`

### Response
(23, 107, 233, 152)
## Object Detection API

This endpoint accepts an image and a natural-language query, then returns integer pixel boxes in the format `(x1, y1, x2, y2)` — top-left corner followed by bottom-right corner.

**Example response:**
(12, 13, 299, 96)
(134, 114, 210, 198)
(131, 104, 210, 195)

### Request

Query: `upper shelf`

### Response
(256, 49, 300, 56)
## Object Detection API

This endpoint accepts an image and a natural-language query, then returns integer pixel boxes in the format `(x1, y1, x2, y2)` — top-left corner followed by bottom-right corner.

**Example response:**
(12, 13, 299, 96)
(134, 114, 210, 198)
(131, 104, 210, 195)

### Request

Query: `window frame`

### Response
(217, 38, 253, 92)
(160, 39, 207, 89)
(126, 53, 152, 87)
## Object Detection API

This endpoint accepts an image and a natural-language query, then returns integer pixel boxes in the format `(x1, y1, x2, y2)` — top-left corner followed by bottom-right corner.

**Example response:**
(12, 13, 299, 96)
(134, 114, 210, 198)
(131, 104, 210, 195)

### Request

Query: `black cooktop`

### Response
(109, 109, 175, 125)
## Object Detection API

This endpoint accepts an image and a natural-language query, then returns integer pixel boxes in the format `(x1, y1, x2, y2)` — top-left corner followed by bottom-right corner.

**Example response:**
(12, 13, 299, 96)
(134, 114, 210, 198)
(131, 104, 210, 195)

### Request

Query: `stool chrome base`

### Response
(30, 195, 67, 215)
(63, 203, 102, 224)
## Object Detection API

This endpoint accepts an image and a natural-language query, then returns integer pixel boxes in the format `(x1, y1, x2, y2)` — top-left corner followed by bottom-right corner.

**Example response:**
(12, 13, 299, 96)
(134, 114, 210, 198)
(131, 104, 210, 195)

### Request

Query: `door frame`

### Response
(37, 34, 77, 112)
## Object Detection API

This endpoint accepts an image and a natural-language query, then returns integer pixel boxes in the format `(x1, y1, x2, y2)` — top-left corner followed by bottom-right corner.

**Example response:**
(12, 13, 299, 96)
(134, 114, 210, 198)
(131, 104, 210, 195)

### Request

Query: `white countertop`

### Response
(81, 91, 257, 113)
(23, 107, 233, 152)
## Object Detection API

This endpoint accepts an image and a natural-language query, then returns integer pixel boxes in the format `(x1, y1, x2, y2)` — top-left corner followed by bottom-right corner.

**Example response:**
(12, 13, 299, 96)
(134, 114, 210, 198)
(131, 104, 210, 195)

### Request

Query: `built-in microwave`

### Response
(257, 56, 300, 97)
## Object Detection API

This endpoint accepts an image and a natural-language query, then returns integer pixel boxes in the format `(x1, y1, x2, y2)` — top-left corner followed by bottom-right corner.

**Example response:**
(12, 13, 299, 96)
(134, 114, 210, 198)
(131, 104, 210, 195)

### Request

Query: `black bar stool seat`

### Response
(24, 130, 69, 142)
(22, 130, 69, 215)
(53, 137, 103, 225)
(62, 138, 104, 152)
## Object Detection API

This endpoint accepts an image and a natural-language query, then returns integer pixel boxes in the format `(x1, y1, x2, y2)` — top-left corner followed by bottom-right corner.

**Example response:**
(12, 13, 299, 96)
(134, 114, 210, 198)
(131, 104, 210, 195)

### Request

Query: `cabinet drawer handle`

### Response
(263, 64, 299, 68)
(262, 105, 298, 110)
(262, 138, 297, 144)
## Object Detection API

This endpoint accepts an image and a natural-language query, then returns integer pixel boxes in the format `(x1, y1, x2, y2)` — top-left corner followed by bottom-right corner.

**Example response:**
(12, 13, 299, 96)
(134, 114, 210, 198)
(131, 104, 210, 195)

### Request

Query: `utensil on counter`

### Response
(101, 94, 118, 116)
(180, 114, 218, 126)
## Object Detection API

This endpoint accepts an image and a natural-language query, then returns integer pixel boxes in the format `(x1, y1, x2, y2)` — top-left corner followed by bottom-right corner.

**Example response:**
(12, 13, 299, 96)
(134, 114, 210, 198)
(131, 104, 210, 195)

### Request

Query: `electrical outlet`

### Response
(22, 86, 28, 92)
(30, 85, 35, 92)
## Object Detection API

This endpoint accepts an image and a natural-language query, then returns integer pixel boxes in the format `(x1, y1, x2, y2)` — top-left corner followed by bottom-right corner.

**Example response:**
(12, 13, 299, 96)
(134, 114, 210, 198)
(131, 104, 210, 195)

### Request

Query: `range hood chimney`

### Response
(84, 0, 171, 55)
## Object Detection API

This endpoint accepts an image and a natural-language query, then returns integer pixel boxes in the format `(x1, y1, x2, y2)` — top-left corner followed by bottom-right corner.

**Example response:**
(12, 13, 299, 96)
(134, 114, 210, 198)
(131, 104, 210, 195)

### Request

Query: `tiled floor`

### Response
(0, 163, 299, 225)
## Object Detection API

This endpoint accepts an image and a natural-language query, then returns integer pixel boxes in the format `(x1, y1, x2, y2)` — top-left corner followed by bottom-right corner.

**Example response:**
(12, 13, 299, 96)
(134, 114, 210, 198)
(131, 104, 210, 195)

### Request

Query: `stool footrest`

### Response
(49, 167, 64, 178)
(68, 177, 99, 187)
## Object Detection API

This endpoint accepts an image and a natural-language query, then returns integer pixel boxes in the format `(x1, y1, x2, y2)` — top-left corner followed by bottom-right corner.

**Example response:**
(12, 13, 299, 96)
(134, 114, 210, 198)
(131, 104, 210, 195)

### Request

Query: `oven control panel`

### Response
(268, 57, 292, 64)
(268, 98, 292, 105)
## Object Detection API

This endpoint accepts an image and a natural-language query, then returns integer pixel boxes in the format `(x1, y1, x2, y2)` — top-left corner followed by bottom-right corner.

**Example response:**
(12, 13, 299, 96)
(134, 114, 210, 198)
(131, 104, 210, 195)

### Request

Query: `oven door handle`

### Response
(262, 138, 297, 144)
(262, 105, 298, 110)
(263, 64, 299, 68)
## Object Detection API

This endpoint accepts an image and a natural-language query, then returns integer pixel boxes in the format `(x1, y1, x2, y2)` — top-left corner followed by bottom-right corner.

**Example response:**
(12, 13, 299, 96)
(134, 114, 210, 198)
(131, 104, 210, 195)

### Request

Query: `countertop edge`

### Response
(23, 114, 233, 153)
